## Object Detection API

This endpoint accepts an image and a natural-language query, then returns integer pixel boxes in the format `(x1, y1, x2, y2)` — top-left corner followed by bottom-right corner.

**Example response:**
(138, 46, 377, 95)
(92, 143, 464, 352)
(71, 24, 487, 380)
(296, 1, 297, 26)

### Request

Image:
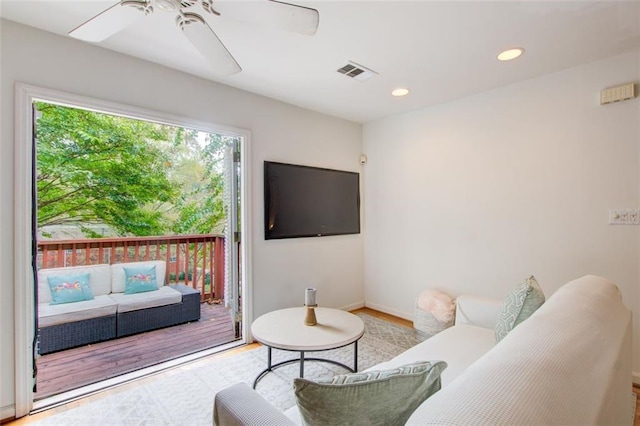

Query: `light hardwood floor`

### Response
(4, 308, 639, 425)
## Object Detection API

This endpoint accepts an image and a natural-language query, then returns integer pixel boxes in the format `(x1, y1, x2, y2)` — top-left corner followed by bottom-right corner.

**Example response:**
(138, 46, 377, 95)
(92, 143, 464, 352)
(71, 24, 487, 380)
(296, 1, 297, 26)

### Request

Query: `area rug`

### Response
(32, 313, 422, 426)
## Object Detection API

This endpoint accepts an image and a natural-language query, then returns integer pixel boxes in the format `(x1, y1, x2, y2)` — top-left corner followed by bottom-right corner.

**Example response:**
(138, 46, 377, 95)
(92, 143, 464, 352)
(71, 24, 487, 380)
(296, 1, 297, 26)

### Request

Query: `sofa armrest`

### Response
(213, 382, 295, 426)
(454, 295, 502, 329)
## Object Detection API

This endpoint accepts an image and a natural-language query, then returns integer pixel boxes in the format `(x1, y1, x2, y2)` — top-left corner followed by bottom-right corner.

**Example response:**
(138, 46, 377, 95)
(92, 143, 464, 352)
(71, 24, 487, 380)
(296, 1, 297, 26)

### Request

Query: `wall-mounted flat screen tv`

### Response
(264, 161, 360, 239)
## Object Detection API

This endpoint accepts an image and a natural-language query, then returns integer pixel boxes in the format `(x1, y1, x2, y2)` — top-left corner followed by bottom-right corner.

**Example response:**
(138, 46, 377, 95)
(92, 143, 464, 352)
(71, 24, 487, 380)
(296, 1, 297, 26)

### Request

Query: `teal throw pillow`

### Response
(124, 265, 158, 294)
(47, 273, 93, 305)
(293, 360, 447, 426)
(495, 275, 545, 342)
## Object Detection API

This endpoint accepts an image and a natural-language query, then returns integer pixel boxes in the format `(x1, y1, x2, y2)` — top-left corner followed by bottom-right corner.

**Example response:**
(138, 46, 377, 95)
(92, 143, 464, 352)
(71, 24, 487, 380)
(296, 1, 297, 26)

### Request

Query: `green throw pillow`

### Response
(123, 265, 158, 294)
(495, 275, 545, 342)
(47, 273, 93, 305)
(293, 360, 447, 426)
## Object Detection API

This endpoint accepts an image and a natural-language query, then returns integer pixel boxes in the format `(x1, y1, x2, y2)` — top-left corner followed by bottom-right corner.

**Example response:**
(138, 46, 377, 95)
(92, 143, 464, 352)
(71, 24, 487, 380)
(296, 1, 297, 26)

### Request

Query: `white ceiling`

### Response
(1, 1, 639, 123)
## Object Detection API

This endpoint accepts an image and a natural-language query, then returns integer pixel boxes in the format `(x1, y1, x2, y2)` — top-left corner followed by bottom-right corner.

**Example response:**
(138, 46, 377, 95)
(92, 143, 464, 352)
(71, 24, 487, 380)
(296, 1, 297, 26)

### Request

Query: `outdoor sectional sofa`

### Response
(214, 275, 632, 425)
(37, 260, 201, 354)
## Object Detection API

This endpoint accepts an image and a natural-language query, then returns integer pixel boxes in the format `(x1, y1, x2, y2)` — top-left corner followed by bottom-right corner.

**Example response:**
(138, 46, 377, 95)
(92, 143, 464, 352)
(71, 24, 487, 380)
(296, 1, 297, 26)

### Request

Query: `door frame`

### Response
(14, 82, 253, 416)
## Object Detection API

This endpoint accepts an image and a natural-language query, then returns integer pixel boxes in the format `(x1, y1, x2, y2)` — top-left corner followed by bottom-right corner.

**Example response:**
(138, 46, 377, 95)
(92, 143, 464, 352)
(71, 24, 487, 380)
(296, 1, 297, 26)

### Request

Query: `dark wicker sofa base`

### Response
(38, 284, 201, 355)
(38, 314, 117, 355)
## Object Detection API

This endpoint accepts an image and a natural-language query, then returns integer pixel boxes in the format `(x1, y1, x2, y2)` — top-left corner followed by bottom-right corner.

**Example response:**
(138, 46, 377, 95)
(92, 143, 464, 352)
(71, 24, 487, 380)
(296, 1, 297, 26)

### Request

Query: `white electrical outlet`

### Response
(609, 208, 640, 225)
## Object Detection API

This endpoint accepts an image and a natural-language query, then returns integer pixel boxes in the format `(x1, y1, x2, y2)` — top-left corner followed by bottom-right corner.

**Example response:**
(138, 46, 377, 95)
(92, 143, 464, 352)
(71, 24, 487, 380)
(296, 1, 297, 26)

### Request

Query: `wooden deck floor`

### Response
(34, 303, 237, 399)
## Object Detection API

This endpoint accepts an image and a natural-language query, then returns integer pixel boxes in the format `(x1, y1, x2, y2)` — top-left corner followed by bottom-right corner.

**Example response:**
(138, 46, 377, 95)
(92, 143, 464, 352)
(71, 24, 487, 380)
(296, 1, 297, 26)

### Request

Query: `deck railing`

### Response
(37, 234, 225, 302)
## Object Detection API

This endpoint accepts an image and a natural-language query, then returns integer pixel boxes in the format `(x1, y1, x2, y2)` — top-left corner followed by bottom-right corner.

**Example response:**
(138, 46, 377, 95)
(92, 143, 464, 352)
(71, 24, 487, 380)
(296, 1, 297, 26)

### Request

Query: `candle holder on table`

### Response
(304, 304, 318, 326)
(304, 288, 317, 326)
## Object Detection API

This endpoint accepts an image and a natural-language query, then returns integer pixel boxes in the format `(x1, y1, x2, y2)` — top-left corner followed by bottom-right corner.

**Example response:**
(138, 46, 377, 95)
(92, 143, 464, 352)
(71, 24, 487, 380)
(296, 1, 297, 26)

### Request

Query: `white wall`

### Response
(363, 51, 640, 375)
(0, 19, 363, 416)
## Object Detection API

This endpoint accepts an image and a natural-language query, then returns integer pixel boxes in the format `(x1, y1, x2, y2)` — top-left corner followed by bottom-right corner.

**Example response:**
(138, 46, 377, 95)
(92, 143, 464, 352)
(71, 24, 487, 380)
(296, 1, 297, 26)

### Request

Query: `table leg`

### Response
(354, 340, 358, 372)
(253, 346, 274, 389)
(254, 342, 361, 389)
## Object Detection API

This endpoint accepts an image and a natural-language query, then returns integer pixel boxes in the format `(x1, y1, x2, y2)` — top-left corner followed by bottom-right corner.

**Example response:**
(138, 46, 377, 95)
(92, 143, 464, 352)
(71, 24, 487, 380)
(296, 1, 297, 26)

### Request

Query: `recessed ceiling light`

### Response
(497, 48, 524, 61)
(392, 88, 410, 97)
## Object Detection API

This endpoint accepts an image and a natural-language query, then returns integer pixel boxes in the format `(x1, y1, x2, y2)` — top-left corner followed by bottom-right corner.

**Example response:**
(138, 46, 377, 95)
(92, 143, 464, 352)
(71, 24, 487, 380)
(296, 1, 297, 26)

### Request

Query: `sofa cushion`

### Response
(495, 275, 545, 342)
(110, 285, 182, 313)
(111, 260, 167, 294)
(454, 295, 503, 329)
(123, 265, 159, 294)
(370, 324, 495, 387)
(293, 361, 447, 426)
(38, 294, 118, 327)
(47, 273, 94, 305)
(285, 323, 496, 425)
(38, 264, 112, 303)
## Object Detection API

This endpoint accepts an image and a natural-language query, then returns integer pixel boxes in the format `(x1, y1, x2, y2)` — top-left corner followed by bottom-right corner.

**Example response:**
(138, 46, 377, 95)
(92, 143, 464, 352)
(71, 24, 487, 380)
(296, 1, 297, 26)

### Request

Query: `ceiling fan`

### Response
(69, 0, 320, 76)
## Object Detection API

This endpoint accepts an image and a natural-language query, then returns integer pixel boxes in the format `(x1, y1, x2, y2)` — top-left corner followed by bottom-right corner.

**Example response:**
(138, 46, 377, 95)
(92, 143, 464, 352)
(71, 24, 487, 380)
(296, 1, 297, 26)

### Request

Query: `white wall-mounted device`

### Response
(600, 83, 636, 105)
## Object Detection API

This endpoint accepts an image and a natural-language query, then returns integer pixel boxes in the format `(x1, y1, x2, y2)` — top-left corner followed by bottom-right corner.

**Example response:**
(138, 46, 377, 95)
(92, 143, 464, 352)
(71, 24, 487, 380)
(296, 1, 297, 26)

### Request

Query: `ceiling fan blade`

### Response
(69, 1, 147, 42)
(180, 14, 242, 76)
(213, 0, 319, 36)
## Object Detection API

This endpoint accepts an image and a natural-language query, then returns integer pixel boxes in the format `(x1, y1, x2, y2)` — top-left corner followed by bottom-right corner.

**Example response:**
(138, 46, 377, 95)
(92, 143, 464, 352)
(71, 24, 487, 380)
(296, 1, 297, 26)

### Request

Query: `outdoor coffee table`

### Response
(251, 307, 365, 388)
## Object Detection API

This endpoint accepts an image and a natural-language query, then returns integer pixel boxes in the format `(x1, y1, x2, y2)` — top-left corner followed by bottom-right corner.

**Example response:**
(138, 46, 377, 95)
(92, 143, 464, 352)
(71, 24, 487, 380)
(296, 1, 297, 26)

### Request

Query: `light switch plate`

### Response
(609, 208, 640, 225)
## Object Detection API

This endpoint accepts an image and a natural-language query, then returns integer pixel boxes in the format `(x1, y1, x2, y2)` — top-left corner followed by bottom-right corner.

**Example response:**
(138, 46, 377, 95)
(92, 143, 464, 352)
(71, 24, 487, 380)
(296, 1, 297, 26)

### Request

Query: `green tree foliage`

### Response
(36, 102, 233, 238)
(171, 133, 228, 235)
(36, 102, 177, 236)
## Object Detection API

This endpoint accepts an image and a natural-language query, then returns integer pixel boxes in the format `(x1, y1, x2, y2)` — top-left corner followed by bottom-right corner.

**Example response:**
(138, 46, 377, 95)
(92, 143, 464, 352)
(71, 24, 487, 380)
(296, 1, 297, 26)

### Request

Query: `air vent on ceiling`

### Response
(337, 61, 378, 82)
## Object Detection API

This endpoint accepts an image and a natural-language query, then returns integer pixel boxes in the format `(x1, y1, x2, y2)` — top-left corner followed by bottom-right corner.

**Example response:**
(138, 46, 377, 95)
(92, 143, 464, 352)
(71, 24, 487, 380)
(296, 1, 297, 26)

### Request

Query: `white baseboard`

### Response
(340, 301, 365, 312)
(1, 404, 15, 423)
(633, 372, 640, 386)
(364, 301, 413, 322)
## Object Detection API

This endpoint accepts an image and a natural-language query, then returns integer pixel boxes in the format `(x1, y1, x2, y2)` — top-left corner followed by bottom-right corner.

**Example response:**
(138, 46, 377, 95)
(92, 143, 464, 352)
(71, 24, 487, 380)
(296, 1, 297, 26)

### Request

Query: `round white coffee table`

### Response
(251, 307, 365, 388)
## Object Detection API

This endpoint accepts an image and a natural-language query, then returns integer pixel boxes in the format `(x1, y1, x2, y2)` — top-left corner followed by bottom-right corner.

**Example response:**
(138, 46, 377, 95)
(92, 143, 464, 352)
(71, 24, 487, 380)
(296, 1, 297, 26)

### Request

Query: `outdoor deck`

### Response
(35, 303, 237, 399)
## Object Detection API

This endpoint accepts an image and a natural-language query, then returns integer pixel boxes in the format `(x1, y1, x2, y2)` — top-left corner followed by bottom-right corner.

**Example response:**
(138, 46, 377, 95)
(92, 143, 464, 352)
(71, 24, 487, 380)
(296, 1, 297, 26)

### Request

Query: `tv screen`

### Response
(264, 161, 360, 239)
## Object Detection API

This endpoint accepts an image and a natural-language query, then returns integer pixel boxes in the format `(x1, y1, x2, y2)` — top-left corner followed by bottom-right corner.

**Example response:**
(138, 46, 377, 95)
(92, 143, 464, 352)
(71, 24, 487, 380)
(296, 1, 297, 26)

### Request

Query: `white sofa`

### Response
(38, 260, 201, 354)
(213, 275, 632, 425)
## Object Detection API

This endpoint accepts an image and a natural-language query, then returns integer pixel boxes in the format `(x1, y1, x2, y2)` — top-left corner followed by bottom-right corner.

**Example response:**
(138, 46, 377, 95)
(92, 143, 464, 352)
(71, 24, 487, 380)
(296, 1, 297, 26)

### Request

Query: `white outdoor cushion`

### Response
(38, 294, 117, 327)
(110, 285, 181, 313)
(38, 264, 112, 303)
(111, 260, 167, 294)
